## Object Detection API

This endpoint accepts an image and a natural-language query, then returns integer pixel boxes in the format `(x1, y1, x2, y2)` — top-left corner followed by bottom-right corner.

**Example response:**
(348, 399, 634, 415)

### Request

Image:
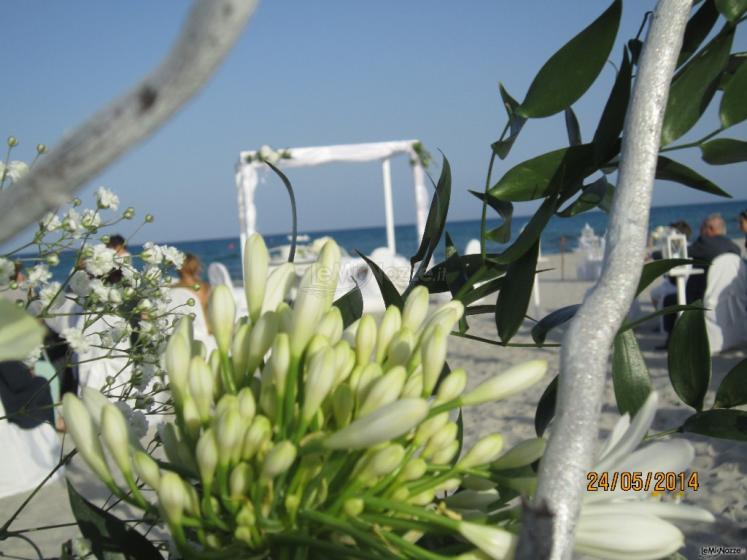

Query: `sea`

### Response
(44, 199, 747, 283)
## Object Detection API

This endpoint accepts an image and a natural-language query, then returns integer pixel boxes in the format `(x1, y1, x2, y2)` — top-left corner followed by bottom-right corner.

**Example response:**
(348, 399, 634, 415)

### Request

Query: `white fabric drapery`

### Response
(234, 140, 429, 258)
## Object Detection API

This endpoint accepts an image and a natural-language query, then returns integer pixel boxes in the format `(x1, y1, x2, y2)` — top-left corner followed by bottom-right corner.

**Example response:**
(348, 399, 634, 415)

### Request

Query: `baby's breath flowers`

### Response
(63, 233, 550, 559)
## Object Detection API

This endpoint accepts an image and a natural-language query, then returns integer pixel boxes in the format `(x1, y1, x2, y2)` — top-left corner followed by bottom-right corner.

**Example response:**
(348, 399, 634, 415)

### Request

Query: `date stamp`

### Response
(587, 471, 699, 493)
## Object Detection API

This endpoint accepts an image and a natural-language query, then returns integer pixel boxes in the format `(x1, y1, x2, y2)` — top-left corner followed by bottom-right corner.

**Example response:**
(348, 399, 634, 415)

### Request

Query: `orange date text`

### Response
(586, 471, 699, 493)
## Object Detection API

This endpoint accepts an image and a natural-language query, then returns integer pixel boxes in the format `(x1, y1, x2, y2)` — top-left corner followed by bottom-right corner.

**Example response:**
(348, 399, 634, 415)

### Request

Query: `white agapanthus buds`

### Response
(62, 394, 113, 484)
(461, 360, 548, 406)
(208, 284, 236, 354)
(244, 233, 269, 322)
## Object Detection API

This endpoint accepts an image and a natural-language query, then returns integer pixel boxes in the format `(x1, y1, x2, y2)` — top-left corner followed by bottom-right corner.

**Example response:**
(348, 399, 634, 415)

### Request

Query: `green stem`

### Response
(219, 352, 237, 394)
(480, 150, 498, 260)
(378, 530, 453, 560)
(270, 533, 384, 560)
(362, 496, 460, 532)
(299, 509, 394, 558)
(659, 128, 723, 153)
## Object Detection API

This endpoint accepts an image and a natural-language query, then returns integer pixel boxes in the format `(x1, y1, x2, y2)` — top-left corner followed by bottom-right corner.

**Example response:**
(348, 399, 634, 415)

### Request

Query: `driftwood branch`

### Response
(516, 1, 692, 558)
(0, 0, 259, 245)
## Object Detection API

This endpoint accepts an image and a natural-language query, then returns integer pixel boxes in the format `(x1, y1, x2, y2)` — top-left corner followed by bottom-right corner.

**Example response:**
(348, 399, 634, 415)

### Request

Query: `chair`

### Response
(0, 397, 63, 499)
(167, 287, 217, 354)
(704, 254, 747, 354)
(576, 224, 605, 281)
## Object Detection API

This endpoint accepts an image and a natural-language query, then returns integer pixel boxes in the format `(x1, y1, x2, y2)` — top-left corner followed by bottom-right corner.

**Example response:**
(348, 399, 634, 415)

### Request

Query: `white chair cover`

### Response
(577, 224, 605, 281)
(167, 287, 217, 354)
(704, 254, 747, 354)
(207, 262, 233, 288)
(0, 399, 63, 499)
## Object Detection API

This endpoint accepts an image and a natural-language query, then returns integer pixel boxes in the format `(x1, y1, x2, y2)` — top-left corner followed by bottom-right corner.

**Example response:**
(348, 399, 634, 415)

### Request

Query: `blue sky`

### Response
(2, 1, 746, 246)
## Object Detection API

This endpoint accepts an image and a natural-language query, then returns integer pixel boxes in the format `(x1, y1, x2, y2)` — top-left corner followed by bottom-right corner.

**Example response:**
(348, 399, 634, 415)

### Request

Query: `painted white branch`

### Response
(0, 0, 259, 245)
(516, 2, 691, 558)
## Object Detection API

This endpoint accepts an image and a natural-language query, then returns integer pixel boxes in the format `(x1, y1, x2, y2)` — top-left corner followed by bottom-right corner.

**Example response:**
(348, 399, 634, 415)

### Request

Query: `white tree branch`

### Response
(516, 2, 691, 558)
(0, 0, 259, 245)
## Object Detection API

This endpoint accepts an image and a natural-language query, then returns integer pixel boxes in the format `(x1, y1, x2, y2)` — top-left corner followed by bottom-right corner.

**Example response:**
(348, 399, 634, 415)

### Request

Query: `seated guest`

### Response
(174, 254, 211, 318)
(686, 213, 741, 302)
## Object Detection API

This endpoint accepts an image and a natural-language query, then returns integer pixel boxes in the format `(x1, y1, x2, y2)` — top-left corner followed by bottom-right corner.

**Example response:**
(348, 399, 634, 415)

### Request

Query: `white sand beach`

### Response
(2, 249, 745, 559)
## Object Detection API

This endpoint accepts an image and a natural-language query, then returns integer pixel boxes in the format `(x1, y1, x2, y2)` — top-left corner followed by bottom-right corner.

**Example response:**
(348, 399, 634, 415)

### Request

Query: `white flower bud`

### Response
(386, 328, 415, 367)
(181, 397, 201, 440)
(323, 398, 428, 450)
(420, 300, 464, 339)
(246, 311, 278, 376)
(231, 323, 252, 382)
(355, 315, 377, 365)
(421, 325, 447, 396)
(196, 428, 218, 488)
(100, 404, 133, 478)
(188, 356, 214, 423)
(318, 306, 343, 344)
(375, 306, 401, 363)
(332, 384, 354, 427)
(229, 462, 253, 499)
(216, 409, 243, 466)
(358, 366, 406, 417)
(332, 341, 355, 386)
(409, 489, 435, 506)
(80, 387, 110, 428)
(414, 412, 449, 445)
(62, 394, 113, 484)
(208, 285, 235, 353)
(165, 333, 191, 404)
(422, 422, 458, 459)
(262, 262, 295, 314)
(244, 234, 269, 322)
(133, 451, 161, 490)
(445, 489, 500, 511)
(461, 360, 547, 406)
(458, 522, 517, 560)
(237, 387, 256, 423)
(492, 438, 546, 470)
(344, 498, 364, 518)
(303, 347, 335, 423)
(242, 415, 271, 461)
(458, 434, 505, 469)
(402, 286, 429, 331)
(174, 316, 194, 342)
(364, 444, 405, 478)
(401, 369, 424, 398)
(399, 457, 427, 482)
(270, 333, 290, 397)
(261, 441, 297, 479)
(354, 362, 382, 401)
(431, 441, 459, 465)
(290, 241, 340, 356)
(158, 472, 187, 526)
(436, 368, 467, 403)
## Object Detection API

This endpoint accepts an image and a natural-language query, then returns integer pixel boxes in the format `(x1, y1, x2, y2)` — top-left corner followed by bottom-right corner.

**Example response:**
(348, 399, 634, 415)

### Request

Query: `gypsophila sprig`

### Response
(63, 233, 549, 559)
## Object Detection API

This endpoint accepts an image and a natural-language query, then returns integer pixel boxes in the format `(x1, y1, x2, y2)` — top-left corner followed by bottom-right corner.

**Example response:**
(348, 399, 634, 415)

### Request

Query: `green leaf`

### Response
(700, 138, 747, 164)
(489, 144, 596, 202)
(493, 83, 527, 160)
(681, 409, 747, 441)
(656, 156, 731, 198)
(557, 176, 613, 217)
(469, 190, 513, 243)
(355, 251, 403, 310)
(636, 258, 694, 296)
(460, 276, 505, 307)
(452, 409, 464, 467)
(333, 285, 363, 329)
(612, 331, 653, 416)
(627, 39, 643, 66)
(517, 0, 622, 118)
(661, 28, 734, 146)
(592, 49, 631, 164)
(444, 232, 470, 333)
(717, 51, 747, 90)
(564, 108, 582, 146)
(0, 299, 46, 362)
(410, 155, 452, 280)
(535, 375, 558, 437)
(620, 303, 706, 333)
(495, 241, 539, 343)
(714, 357, 747, 408)
(715, 0, 747, 21)
(668, 305, 711, 410)
(67, 481, 162, 560)
(720, 54, 747, 129)
(265, 161, 298, 263)
(493, 196, 558, 264)
(531, 304, 580, 345)
(415, 255, 507, 293)
(677, 0, 720, 67)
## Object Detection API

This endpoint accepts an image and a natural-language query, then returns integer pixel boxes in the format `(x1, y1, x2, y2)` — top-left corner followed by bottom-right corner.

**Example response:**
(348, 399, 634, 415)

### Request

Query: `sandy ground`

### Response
(2, 250, 746, 559)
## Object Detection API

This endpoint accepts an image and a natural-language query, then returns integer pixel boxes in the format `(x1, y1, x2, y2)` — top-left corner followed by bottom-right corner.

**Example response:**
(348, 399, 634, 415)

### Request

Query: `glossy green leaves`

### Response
(661, 28, 734, 146)
(701, 138, 747, 164)
(668, 306, 711, 411)
(333, 285, 363, 328)
(517, 0, 621, 118)
(714, 358, 747, 408)
(656, 157, 731, 198)
(720, 54, 747, 128)
(612, 331, 652, 416)
(715, 0, 747, 21)
(495, 241, 539, 343)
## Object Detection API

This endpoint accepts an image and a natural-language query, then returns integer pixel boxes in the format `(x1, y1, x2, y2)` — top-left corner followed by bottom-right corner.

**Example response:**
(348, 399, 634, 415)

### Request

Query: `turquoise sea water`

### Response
(47, 199, 747, 283)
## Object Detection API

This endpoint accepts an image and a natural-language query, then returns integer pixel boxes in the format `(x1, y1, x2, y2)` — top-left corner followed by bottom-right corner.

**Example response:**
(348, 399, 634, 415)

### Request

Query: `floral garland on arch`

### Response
(244, 144, 292, 165)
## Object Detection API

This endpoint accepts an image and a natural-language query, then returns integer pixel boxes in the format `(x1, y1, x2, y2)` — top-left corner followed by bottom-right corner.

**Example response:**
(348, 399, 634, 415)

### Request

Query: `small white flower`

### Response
(85, 245, 116, 277)
(95, 187, 119, 210)
(110, 322, 132, 344)
(69, 270, 92, 297)
(61, 326, 92, 354)
(81, 209, 101, 230)
(27, 264, 52, 286)
(161, 246, 184, 268)
(63, 208, 82, 236)
(88, 278, 110, 301)
(39, 282, 64, 310)
(143, 266, 162, 285)
(0, 258, 14, 286)
(0, 161, 29, 183)
(40, 212, 62, 232)
(23, 345, 43, 368)
(141, 242, 163, 265)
